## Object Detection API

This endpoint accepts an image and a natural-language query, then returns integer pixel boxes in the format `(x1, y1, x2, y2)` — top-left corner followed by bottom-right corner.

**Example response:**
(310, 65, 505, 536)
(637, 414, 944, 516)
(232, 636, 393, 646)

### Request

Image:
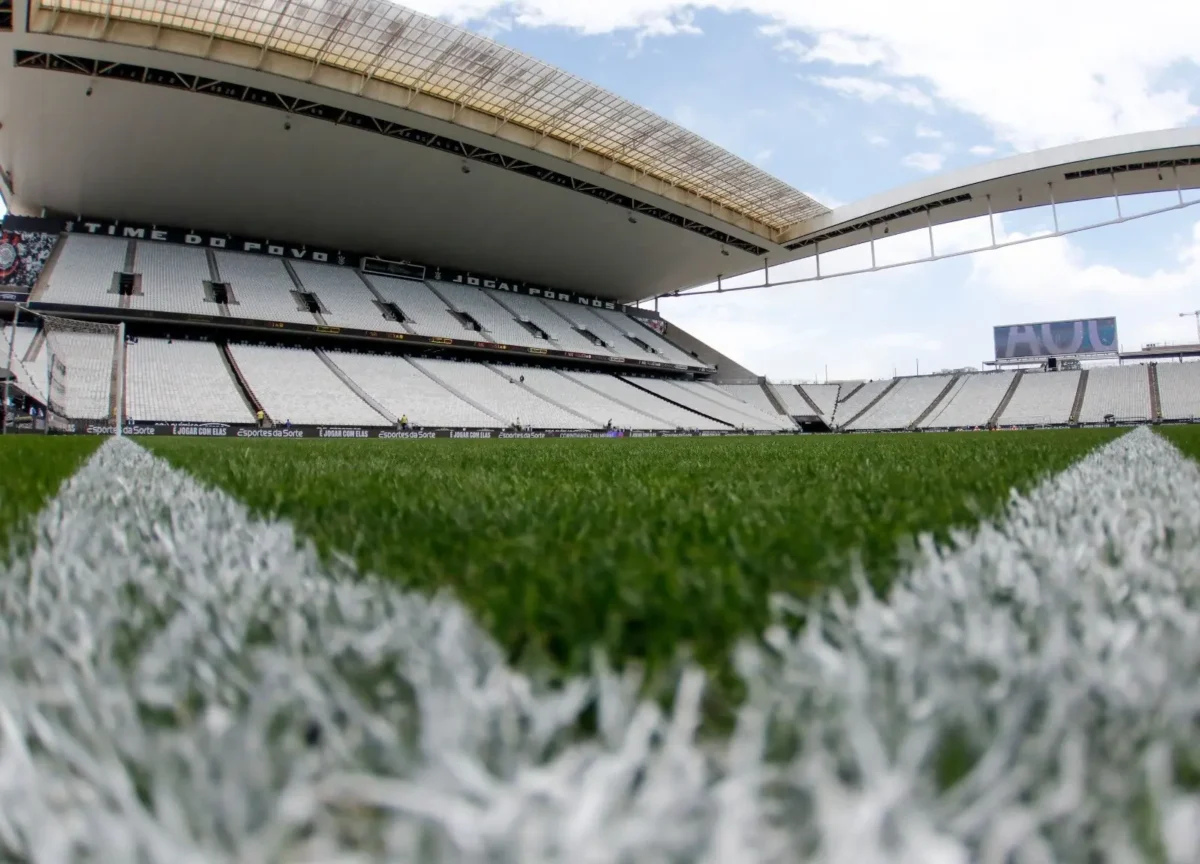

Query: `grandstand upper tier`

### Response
(4, 2, 1200, 303)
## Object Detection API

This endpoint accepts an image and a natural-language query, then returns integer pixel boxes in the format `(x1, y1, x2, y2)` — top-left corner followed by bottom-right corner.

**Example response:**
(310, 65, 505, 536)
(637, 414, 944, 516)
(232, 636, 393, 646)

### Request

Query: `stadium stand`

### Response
(427, 280, 544, 348)
(364, 276, 481, 341)
(563, 372, 725, 430)
(769, 383, 819, 418)
(125, 338, 254, 424)
(1155, 361, 1200, 421)
(832, 380, 888, 426)
(132, 243, 212, 316)
(1076, 364, 1152, 423)
(716, 383, 782, 416)
(997, 370, 1081, 426)
(506, 366, 672, 429)
(291, 262, 409, 335)
(690, 380, 794, 428)
(799, 384, 839, 419)
(847, 375, 953, 431)
(323, 351, 499, 428)
(624, 377, 792, 430)
(490, 292, 614, 355)
(410, 358, 593, 429)
(919, 371, 1016, 429)
(3, 325, 48, 402)
(591, 307, 698, 367)
(41, 235, 126, 307)
(552, 303, 684, 366)
(214, 253, 316, 325)
(228, 344, 387, 426)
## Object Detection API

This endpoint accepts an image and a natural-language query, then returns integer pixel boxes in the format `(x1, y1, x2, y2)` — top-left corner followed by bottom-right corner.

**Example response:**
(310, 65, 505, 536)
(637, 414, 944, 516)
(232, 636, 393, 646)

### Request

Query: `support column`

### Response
(114, 321, 126, 437)
(1049, 182, 1059, 232)
(1, 304, 18, 435)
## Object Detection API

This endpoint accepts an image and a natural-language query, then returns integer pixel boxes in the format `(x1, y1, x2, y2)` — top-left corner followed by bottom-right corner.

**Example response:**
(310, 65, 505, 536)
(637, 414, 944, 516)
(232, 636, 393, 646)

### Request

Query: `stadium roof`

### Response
(30, 0, 829, 234)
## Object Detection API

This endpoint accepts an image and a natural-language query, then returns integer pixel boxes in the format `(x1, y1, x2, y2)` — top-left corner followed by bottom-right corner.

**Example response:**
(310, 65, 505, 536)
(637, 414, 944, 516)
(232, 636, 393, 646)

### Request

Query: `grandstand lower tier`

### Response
(6, 323, 1200, 433)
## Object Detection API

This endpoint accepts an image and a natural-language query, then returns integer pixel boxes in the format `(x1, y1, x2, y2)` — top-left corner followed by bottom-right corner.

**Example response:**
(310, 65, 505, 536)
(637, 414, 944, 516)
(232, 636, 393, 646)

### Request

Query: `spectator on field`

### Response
(400, 413, 409, 430)
(256, 409, 265, 428)
(284, 419, 292, 430)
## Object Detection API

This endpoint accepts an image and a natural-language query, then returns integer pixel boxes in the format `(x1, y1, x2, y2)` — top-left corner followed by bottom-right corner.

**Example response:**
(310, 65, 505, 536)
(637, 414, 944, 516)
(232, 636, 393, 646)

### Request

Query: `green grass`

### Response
(1158, 424, 1200, 461)
(146, 429, 1122, 694)
(0, 435, 102, 556)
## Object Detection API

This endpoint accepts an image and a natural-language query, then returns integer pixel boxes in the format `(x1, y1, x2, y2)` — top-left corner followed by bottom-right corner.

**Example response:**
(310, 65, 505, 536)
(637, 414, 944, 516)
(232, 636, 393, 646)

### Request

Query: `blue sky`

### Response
(402, 0, 1200, 380)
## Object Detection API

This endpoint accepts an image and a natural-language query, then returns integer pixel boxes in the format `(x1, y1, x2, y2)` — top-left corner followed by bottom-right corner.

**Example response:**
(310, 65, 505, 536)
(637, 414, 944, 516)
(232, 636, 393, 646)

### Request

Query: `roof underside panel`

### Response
(36, 0, 829, 230)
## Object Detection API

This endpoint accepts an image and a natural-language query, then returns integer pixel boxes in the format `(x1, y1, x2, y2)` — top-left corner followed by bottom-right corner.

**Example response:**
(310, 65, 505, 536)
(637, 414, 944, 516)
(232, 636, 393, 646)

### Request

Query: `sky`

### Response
(397, 0, 1200, 380)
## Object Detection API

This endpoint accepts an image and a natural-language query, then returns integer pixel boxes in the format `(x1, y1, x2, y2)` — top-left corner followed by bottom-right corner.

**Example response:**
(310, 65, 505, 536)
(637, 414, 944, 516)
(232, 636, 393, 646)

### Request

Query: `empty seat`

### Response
(1157, 361, 1200, 420)
(125, 339, 254, 424)
(228, 344, 387, 426)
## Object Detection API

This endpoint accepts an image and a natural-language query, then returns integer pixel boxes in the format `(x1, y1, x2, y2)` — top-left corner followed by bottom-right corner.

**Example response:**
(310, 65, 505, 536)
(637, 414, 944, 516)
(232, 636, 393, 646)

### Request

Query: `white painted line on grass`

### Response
(0, 429, 1197, 863)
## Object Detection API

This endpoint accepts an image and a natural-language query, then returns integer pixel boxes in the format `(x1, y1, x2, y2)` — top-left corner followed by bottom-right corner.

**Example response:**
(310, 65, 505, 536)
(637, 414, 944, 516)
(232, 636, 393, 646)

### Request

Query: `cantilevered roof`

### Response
(33, 0, 829, 232)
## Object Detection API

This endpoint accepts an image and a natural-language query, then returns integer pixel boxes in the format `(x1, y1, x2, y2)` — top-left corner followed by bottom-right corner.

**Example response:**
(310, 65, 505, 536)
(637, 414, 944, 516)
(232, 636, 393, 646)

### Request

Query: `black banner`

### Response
(39, 421, 793, 439)
(28, 302, 692, 372)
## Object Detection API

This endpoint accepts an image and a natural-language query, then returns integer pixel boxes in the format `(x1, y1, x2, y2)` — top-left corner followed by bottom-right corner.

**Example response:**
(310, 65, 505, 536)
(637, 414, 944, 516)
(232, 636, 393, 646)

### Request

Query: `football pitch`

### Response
(2, 426, 1200, 862)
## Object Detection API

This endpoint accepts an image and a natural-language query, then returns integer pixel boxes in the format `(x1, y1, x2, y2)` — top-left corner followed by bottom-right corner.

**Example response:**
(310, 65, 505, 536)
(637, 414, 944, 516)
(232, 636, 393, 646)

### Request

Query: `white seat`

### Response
(428, 281, 545, 348)
(131, 243, 212, 315)
(412, 358, 593, 429)
(42, 235, 127, 308)
(292, 262, 408, 335)
(998, 370, 1080, 426)
(513, 366, 670, 429)
(1076, 364, 1152, 422)
(1157, 361, 1200, 420)
(228, 344, 387, 426)
(848, 375, 953, 430)
(125, 339, 254, 424)
(216, 253, 315, 324)
(365, 276, 475, 341)
(326, 351, 498, 428)
(919, 372, 1015, 428)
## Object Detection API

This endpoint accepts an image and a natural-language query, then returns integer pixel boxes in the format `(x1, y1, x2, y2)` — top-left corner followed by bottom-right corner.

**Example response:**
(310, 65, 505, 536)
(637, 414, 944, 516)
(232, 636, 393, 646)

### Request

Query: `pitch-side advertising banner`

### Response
(993, 317, 1118, 360)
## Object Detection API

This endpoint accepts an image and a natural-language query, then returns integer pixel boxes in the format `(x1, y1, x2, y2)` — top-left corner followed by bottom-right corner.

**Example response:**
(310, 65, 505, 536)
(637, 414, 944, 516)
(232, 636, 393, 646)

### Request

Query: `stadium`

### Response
(1, 1, 1200, 861)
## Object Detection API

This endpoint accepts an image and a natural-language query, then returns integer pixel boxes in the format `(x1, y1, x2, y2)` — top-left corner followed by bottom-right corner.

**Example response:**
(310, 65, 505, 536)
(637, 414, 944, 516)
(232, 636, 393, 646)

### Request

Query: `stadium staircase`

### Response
(759, 381, 789, 415)
(203, 250, 233, 318)
(839, 382, 865, 402)
(117, 240, 138, 310)
(486, 364, 600, 426)
(27, 234, 68, 302)
(842, 379, 899, 429)
(1069, 370, 1089, 424)
(556, 370, 675, 427)
(792, 385, 825, 416)
(315, 349, 397, 425)
(354, 271, 417, 335)
(989, 370, 1024, 427)
(619, 377, 733, 428)
(405, 357, 507, 425)
(283, 261, 330, 326)
(424, 281, 495, 340)
(219, 342, 268, 423)
(1148, 363, 1163, 421)
(909, 374, 961, 431)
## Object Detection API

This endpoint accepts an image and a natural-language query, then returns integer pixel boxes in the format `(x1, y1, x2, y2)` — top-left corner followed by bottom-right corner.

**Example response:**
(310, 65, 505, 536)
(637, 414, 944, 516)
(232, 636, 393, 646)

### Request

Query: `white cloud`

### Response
(969, 145, 997, 157)
(813, 75, 934, 111)
(914, 124, 943, 139)
(786, 31, 889, 66)
(901, 151, 945, 172)
(753, 148, 774, 164)
(407, 0, 1200, 152)
(866, 133, 889, 147)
